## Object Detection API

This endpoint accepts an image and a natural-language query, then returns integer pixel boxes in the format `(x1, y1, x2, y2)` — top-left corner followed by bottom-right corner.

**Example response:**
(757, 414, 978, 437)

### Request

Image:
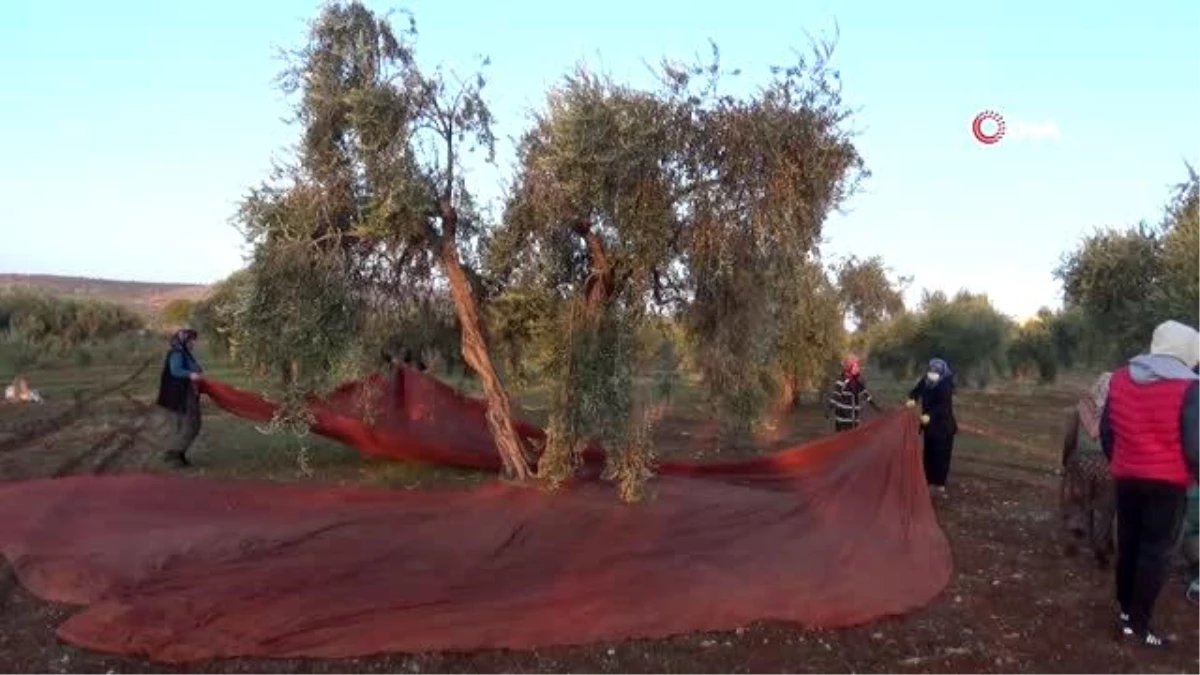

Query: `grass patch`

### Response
(1, 339, 1095, 488)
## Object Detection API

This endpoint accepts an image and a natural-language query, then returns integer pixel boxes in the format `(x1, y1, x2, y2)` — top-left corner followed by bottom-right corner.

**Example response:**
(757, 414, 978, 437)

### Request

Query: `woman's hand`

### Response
(905, 399, 916, 409)
(188, 372, 202, 382)
(920, 414, 930, 426)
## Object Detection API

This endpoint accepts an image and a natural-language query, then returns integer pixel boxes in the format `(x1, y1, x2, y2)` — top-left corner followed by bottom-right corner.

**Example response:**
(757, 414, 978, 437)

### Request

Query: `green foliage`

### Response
(234, 244, 366, 436)
(495, 38, 865, 467)
(1055, 165, 1199, 363)
(1158, 165, 1199, 326)
(1004, 306, 1094, 383)
(1043, 305, 1089, 369)
(836, 255, 908, 333)
(363, 288, 466, 375)
(539, 302, 644, 488)
(668, 43, 865, 431)
(0, 291, 144, 354)
(486, 284, 562, 387)
(1007, 318, 1058, 383)
(190, 269, 253, 358)
(1055, 224, 1165, 362)
(496, 69, 679, 296)
(234, 1, 873, 490)
(863, 311, 918, 381)
(777, 261, 849, 393)
(686, 254, 780, 438)
(159, 298, 195, 329)
(640, 316, 685, 400)
(867, 290, 1012, 387)
(232, 1, 500, 438)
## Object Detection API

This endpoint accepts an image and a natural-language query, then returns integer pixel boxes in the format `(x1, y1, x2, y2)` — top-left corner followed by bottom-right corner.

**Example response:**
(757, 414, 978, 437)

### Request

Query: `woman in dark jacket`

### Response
(155, 328, 204, 466)
(907, 357, 958, 496)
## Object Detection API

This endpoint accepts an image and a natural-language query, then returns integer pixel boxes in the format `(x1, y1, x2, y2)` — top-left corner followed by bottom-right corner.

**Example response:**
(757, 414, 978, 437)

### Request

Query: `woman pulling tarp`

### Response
(1059, 372, 1116, 567)
(155, 328, 205, 467)
(907, 358, 958, 498)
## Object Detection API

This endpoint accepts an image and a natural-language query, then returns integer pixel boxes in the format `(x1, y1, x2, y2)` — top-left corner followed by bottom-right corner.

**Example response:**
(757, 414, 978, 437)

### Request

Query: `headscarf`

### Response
(1150, 320, 1200, 370)
(928, 358, 952, 377)
(169, 328, 198, 352)
(842, 356, 861, 379)
(1077, 371, 1112, 440)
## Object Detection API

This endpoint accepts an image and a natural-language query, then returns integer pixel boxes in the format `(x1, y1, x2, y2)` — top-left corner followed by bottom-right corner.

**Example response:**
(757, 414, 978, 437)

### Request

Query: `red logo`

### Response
(972, 110, 1006, 145)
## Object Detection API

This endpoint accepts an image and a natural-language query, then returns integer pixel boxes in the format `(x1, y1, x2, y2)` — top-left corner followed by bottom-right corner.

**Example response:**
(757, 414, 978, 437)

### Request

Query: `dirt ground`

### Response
(0, 379, 1197, 673)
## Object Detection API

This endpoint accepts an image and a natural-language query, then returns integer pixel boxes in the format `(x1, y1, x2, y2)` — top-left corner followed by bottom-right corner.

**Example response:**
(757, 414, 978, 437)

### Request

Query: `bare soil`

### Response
(0, 388, 1196, 673)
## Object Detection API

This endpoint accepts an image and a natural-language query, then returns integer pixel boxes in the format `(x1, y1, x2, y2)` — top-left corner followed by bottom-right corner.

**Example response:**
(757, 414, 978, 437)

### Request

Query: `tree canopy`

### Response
(836, 255, 907, 333)
(219, 2, 869, 497)
(224, 1, 534, 478)
(1054, 165, 1199, 362)
(491, 41, 865, 485)
(866, 290, 1012, 387)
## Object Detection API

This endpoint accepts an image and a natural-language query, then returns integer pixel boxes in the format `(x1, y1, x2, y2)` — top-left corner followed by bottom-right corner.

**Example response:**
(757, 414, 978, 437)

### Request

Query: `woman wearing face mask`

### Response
(906, 357, 958, 496)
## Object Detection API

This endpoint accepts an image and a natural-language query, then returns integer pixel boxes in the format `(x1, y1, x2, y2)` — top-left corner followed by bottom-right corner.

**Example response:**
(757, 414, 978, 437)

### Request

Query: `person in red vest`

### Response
(1100, 319, 1199, 649)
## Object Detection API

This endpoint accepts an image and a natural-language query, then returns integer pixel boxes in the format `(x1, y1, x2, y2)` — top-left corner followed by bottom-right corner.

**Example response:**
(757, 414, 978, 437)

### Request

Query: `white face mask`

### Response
(926, 371, 941, 384)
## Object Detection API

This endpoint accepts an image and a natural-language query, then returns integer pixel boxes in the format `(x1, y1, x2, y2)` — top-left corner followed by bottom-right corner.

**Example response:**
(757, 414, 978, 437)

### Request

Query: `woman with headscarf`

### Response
(154, 328, 204, 466)
(1060, 372, 1116, 567)
(906, 357, 958, 496)
(826, 356, 883, 432)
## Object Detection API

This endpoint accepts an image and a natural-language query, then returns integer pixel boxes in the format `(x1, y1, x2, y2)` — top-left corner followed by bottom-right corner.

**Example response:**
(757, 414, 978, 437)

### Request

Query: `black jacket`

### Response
(155, 346, 200, 413)
(910, 376, 958, 438)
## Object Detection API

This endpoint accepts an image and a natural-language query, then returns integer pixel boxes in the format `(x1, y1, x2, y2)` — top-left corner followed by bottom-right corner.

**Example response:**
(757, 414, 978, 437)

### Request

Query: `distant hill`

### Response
(0, 274, 210, 315)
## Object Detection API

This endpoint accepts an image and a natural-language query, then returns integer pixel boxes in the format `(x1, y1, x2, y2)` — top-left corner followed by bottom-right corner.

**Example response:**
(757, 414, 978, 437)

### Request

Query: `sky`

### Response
(1, 0, 1197, 321)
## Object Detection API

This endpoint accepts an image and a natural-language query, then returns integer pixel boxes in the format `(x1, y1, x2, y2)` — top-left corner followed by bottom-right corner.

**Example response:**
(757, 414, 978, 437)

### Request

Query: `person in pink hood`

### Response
(1101, 320, 1199, 649)
(826, 356, 882, 432)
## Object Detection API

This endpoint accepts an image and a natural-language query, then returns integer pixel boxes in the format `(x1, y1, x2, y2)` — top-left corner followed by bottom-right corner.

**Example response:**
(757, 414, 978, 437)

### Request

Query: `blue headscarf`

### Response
(928, 357, 952, 378)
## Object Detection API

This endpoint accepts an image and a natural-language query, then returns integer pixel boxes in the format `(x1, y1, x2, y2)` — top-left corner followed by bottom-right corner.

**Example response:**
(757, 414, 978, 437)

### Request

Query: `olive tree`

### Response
(233, 1, 532, 478)
(494, 40, 864, 490)
(1054, 225, 1166, 363)
(494, 70, 681, 498)
(667, 43, 865, 435)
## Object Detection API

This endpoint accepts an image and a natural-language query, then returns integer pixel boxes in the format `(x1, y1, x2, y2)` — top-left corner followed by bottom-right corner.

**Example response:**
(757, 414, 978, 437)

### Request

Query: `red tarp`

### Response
(193, 367, 600, 471)
(0, 368, 952, 662)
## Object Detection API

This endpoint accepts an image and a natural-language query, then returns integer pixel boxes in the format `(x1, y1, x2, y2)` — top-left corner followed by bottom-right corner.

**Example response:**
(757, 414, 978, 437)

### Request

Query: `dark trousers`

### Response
(922, 432, 955, 486)
(168, 387, 202, 459)
(1115, 478, 1187, 633)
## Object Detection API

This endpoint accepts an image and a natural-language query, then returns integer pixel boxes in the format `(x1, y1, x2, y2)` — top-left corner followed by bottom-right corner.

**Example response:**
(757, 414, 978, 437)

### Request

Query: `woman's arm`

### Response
(1100, 397, 1114, 461)
(168, 351, 192, 379)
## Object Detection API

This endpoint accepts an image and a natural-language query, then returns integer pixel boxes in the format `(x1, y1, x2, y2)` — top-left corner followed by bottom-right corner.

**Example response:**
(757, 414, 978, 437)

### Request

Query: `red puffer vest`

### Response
(1108, 365, 1193, 486)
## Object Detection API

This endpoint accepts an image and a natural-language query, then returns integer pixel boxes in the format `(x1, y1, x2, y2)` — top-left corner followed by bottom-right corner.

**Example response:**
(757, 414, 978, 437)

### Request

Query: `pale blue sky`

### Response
(1, 0, 1196, 320)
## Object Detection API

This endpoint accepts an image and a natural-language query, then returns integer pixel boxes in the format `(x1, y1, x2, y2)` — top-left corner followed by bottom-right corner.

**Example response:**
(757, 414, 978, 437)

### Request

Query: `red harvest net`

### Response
(0, 366, 951, 662)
